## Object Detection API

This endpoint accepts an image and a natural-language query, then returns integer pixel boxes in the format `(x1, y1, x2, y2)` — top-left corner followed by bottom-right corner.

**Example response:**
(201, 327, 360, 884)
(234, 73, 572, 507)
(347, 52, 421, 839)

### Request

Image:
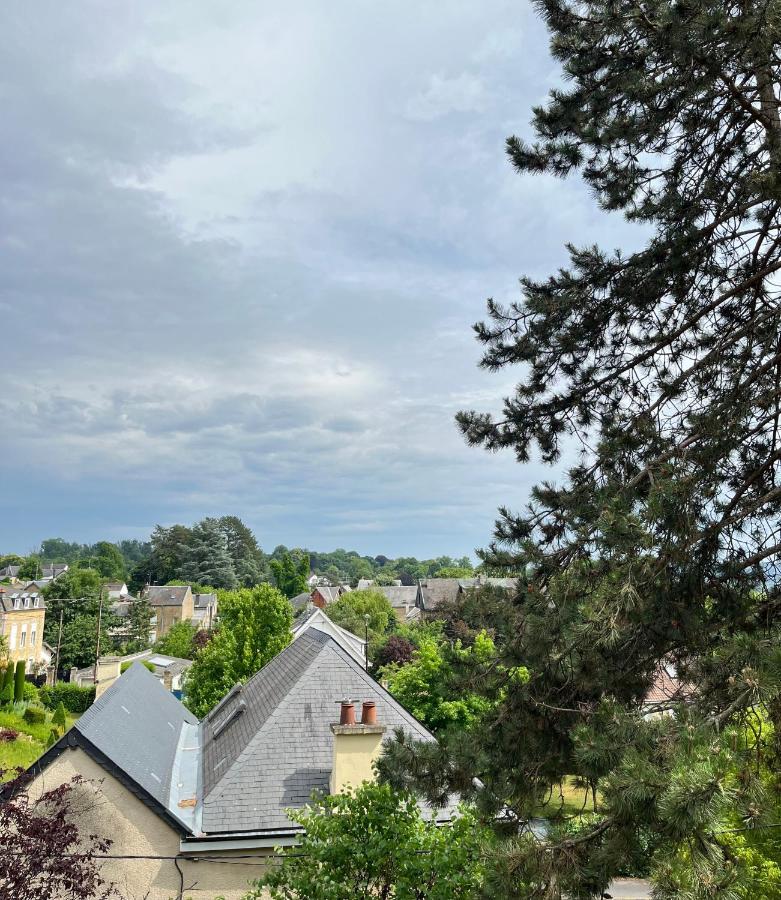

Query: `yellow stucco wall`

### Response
(2, 607, 46, 669)
(330, 729, 385, 794)
(154, 591, 194, 638)
(29, 747, 271, 900)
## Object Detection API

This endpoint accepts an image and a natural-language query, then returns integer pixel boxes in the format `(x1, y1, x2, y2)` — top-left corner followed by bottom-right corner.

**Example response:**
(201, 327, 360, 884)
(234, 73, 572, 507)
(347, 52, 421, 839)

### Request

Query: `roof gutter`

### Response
(179, 828, 302, 853)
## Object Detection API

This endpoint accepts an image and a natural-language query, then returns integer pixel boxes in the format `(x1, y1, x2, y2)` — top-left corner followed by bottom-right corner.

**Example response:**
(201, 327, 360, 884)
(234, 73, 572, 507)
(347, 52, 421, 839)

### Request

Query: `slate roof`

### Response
(199, 630, 444, 836)
(0, 584, 44, 612)
(417, 578, 463, 610)
(193, 592, 217, 609)
(290, 591, 311, 611)
(375, 585, 418, 609)
(74, 663, 197, 811)
(291, 607, 367, 666)
(417, 576, 519, 610)
(312, 585, 349, 604)
(147, 585, 190, 607)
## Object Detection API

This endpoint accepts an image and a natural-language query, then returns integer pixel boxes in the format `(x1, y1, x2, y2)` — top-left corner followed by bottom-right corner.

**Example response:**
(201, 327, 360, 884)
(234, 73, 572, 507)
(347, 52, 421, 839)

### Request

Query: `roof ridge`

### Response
(202, 632, 328, 807)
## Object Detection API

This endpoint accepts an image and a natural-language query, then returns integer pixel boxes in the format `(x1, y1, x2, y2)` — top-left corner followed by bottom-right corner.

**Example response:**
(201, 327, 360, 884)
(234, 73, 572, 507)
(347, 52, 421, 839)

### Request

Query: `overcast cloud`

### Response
(0, 1, 637, 557)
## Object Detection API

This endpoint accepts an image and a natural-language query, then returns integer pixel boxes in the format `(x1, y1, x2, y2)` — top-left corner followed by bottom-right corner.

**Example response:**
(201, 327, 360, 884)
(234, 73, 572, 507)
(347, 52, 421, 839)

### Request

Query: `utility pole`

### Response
(364, 613, 370, 673)
(93, 587, 104, 687)
(54, 609, 63, 681)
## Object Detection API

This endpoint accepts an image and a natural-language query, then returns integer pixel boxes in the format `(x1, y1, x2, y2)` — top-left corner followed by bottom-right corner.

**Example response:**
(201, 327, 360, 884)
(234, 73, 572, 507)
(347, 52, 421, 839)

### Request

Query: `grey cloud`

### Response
(0, 1, 639, 556)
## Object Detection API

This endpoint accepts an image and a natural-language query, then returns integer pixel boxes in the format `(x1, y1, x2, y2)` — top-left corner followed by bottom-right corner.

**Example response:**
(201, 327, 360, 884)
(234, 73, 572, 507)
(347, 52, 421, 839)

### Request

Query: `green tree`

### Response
(91, 542, 126, 581)
(57, 615, 112, 673)
(380, 631, 510, 733)
(42, 569, 103, 646)
(269, 550, 309, 599)
(184, 584, 292, 717)
(373, 569, 399, 586)
(1, 665, 13, 697)
(178, 518, 237, 590)
(146, 524, 193, 586)
(217, 516, 267, 586)
(0, 554, 24, 571)
(17, 556, 41, 580)
(13, 660, 25, 703)
(154, 621, 198, 660)
(325, 589, 394, 645)
(433, 566, 474, 579)
(126, 594, 154, 651)
(255, 782, 487, 900)
(39, 538, 85, 562)
(388, 1, 781, 894)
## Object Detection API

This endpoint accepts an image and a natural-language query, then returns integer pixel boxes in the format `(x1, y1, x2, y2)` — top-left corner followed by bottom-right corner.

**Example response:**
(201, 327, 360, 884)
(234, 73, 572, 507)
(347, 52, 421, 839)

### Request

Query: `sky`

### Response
(0, 1, 635, 558)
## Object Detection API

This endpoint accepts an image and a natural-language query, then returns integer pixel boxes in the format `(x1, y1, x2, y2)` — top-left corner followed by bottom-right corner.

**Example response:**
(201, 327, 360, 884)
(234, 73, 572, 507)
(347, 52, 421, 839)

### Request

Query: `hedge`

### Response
(23, 706, 46, 725)
(39, 683, 95, 714)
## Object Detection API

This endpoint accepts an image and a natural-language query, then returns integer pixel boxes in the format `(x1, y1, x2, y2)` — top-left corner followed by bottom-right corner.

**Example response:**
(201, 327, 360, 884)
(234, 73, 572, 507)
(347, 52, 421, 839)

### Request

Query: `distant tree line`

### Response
(1, 518, 475, 595)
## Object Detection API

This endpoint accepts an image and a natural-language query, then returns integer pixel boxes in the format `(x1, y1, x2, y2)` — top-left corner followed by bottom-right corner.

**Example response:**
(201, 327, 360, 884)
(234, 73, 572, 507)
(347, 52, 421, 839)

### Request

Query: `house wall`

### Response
(155, 604, 181, 638)
(1, 607, 47, 670)
(310, 589, 327, 609)
(29, 747, 272, 899)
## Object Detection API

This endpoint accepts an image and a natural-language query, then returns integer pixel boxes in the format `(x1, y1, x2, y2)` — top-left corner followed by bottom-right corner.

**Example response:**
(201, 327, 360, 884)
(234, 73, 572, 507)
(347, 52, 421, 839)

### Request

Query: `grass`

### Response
(0, 738, 45, 772)
(534, 776, 598, 819)
(0, 704, 82, 780)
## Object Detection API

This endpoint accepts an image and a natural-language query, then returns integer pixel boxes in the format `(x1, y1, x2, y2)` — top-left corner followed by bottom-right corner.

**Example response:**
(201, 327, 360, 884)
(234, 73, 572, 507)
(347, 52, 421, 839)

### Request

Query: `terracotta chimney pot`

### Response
(339, 700, 356, 726)
(360, 700, 377, 725)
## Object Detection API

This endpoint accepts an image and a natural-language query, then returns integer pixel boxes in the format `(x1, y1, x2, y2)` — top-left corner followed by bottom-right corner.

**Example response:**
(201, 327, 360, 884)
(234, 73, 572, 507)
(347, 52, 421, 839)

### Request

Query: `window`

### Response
(19, 625, 26, 648)
(9, 624, 17, 650)
(24, 597, 30, 609)
(30, 626, 36, 646)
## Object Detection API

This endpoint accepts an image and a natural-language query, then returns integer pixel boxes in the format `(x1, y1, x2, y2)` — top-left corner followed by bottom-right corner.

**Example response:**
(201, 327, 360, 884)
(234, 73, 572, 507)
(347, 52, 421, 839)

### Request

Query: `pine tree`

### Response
(217, 515, 268, 586)
(382, 2, 781, 896)
(178, 518, 238, 590)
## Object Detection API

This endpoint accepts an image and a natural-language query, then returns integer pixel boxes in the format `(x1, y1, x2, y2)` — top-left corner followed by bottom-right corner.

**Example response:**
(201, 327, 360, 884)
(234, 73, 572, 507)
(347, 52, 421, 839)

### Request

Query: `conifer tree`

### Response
(178, 518, 238, 590)
(382, 2, 781, 896)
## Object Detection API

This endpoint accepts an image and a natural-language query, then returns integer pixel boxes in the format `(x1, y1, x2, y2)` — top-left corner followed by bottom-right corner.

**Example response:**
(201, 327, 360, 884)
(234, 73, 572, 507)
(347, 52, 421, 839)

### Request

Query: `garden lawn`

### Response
(0, 707, 81, 780)
(534, 777, 598, 819)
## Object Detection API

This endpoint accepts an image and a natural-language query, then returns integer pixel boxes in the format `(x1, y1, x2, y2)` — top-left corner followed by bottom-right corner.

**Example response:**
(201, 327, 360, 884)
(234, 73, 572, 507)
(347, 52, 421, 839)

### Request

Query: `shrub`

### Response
(22, 681, 39, 703)
(0, 727, 18, 742)
(13, 661, 25, 703)
(23, 706, 46, 725)
(52, 702, 67, 729)
(1, 683, 12, 706)
(39, 683, 95, 714)
(374, 634, 415, 668)
(45, 727, 61, 748)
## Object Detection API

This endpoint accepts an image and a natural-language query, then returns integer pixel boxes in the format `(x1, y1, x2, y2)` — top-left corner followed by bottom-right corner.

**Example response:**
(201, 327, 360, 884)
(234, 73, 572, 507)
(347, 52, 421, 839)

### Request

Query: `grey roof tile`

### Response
(199, 631, 444, 835)
(147, 585, 190, 607)
(75, 662, 197, 807)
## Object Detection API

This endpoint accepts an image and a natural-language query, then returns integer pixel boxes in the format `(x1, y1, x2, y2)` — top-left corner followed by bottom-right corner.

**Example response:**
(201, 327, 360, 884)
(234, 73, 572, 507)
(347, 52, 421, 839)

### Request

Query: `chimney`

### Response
(330, 699, 386, 795)
(163, 668, 174, 692)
